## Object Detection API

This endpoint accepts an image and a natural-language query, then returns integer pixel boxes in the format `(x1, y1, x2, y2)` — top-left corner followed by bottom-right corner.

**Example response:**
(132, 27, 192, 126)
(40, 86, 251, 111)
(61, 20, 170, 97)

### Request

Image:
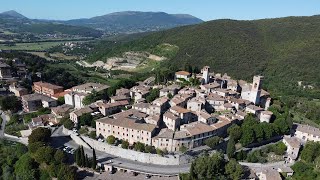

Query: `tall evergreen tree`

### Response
(75, 146, 81, 166)
(92, 149, 97, 169)
(190, 162, 195, 179)
(227, 138, 236, 158)
(80, 146, 85, 167)
(85, 154, 89, 168)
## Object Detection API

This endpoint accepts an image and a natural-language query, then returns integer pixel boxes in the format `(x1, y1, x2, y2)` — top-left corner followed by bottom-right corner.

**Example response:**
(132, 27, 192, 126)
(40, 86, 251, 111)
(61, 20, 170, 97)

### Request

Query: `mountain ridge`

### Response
(86, 15, 320, 98)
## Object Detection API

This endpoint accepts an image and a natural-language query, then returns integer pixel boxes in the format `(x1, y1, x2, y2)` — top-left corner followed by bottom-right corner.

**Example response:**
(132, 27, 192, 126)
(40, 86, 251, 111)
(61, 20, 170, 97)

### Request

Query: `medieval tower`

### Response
(250, 75, 263, 105)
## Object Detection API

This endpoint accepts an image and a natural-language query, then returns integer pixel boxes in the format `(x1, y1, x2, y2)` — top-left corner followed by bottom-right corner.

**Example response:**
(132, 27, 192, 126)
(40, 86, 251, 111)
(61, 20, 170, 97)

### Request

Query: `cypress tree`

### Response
(190, 162, 195, 179)
(227, 138, 236, 159)
(85, 154, 89, 168)
(92, 148, 97, 169)
(80, 146, 85, 167)
(75, 146, 81, 166)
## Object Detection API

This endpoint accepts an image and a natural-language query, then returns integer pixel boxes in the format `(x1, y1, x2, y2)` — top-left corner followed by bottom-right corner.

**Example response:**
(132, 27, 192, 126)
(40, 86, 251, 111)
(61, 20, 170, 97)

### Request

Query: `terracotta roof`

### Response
(175, 71, 191, 76)
(283, 136, 301, 148)
(133, 103, 150, 109)
(101, 100, 129, 109)
(201, 82, 220, 89)
(246, 105, 264, 111)
(110, 95, 130, 101)
(153, 128, 174, 139)
(197, 110, 212, 120)
(52, 91, 69, 99)
(51, 104, 73, 114)
(212, 118, 232, 129)
(71, 106, 93, 116)
(34, 81, 63, 90)
(113, 109, 147, 119)
(170, 106, 190, 114)
(224, 103, 234, 108)
(152, 96, 169, 105)
(296, 124, 320, 137)
(183, 122, 216, 136)
(72, 83, 109, 93)
(163, 111, 180, 121)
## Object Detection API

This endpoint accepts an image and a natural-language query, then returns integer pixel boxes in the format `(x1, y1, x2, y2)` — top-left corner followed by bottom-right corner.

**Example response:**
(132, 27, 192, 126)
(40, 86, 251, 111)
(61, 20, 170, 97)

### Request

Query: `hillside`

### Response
(63, 11, 203, 33)
(0, 10, 103, 38)
(87, 15, 320, 98)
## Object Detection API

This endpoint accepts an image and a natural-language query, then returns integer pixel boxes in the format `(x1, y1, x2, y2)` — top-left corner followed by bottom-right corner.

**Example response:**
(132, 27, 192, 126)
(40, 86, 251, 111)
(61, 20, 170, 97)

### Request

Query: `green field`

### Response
(0, 41, 63, 51)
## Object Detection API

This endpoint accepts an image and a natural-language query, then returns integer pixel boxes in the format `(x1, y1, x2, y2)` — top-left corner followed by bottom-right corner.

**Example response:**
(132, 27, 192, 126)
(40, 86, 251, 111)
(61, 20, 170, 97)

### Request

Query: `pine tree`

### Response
(75, 146, 81, 166)
(92, 148, 97, 169)
(227, 138, 236, 159)
(190, 162, 195, 179)
(80, 146, 85, 167)
(85, 154, 89, 168)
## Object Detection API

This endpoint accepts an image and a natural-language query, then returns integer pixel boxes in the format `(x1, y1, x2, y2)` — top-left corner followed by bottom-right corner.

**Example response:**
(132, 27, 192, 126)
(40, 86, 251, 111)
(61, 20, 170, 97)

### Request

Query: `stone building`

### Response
(33, 81, 64, 97)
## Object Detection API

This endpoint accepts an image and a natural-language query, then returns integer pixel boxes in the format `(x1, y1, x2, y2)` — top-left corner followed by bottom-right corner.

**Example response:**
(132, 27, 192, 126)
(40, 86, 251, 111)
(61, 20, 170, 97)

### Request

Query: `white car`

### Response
(63, 146, 70, 152)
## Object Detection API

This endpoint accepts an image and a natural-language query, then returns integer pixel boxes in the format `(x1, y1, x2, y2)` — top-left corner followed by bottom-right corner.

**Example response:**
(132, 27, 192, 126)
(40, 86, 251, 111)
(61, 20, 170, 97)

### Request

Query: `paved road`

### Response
(79, 170, 178, 180)
(51, 126, 190, 176)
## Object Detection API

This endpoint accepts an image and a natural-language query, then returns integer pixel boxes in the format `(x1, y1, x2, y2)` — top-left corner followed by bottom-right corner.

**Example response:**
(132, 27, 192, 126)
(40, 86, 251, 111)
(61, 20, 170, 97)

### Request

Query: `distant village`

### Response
(1, 57, 320, 179)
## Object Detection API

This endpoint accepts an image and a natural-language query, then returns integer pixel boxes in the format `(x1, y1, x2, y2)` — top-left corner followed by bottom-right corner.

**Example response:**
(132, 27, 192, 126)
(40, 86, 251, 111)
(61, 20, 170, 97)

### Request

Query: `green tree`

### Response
(240, 127, 255, 146)
(14, 154, 39, 180)
(75, 146, 81, 166)
(225, 159, 243, 180)
(227, 138, 236, 158)
(315, 156, 320, 169)
(92, 149, 97, 170)
(145, 145, 155, 153)
(204, 136, 222, 149)
(28, 127, 51, 144)
(227, 124, 242, 141)
(80, 146, 85, 167)
(28, 142, 45, 154)
(34, 146, 55, 164)
(146, 88, 160, 103)
(300, 142, 320, 163)
(134, 142, 145, 152)
(57, 164, 77, 180)
(106, 135, 116, 145)
(54, 149, 67, 164)
(253, 124, 264, 142)
(0, 96, 21, 112)
(156, 148, 164, 156)
(57, 96, 65, 106)
(261, 122, 275, 140)
(79, 113, 93, 126)
(179, 145, 188, 153)
(121, 140, 129, 149)
(85, 154, 89, 167)
(61, 117, 74, 130)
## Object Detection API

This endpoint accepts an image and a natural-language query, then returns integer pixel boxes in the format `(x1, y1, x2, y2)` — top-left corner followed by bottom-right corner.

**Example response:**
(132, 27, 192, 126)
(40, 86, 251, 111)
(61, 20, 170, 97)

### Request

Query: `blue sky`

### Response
(0, 0, 319, 21)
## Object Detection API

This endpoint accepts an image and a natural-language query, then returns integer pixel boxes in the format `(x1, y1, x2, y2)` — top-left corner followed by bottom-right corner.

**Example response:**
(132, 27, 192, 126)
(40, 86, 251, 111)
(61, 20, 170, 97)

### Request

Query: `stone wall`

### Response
(63, 126, 192, 165)
(81, 136, 181, 165)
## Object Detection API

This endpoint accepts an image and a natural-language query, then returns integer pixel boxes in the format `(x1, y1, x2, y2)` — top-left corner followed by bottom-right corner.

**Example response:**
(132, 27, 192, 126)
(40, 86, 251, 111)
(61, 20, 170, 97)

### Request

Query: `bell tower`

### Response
(250, 75, 263, 105)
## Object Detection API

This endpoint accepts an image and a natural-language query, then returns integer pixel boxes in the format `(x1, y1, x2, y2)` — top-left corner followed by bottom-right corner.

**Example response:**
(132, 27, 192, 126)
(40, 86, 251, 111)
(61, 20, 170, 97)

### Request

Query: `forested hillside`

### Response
(87, 15, 320, 99)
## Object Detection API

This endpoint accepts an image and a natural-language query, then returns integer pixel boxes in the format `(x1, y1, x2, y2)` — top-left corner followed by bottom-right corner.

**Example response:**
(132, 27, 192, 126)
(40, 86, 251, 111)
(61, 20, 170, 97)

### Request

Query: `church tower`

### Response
(250, 75, 263, 105)
(202, 66, 210, 84)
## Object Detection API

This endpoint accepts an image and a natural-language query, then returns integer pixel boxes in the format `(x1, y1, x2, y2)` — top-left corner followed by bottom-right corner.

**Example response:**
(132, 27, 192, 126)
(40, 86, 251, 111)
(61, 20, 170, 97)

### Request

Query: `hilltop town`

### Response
(1, 56, 319, 179)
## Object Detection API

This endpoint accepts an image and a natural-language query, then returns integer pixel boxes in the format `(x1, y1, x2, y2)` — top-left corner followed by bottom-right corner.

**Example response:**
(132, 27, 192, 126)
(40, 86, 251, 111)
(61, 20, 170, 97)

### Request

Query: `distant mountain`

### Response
(0, 10, 103, 38)
(62, 11, 203, 33)
(0, 10, 26, 19)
